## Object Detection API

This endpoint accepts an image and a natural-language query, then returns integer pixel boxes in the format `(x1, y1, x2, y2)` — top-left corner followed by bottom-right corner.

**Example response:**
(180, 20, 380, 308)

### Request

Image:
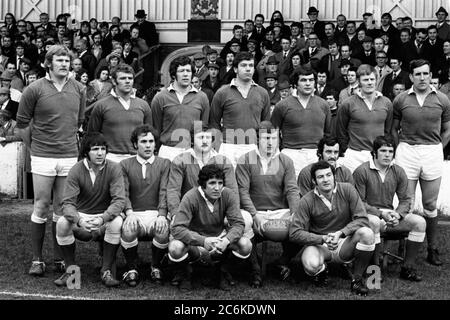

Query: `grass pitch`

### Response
(1, 200, 449, 300)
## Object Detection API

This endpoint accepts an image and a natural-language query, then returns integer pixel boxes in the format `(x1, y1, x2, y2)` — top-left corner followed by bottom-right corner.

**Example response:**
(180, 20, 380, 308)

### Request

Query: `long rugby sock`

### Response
(31, 222, 46, 261)
(370, 244, 381, 266)
(353, 242, 375, 279)
(278, 241, 301, 266)
(122, 245, 138, 271)
(52, 222, 63, 262)
(152, 246, 167, 268)
(249, 238, 261, 275)
(187, 246, 201, 263)
(404, 240, 422, 267)
(102, 242, 119, 273)
(425, 217, 438, 249)
(60, 243, 76, 267)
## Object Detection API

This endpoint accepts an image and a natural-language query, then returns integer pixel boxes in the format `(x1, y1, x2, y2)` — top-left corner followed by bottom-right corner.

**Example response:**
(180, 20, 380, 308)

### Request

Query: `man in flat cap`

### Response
(436, 7, 450, 41)
(0, 70, 22, 103)
(193, 52, 209, 82)
(0, 108, 21, 146)
(356, 36, 376, 66)
(130, 9, 158, 47)
(202, 62, 222, 96)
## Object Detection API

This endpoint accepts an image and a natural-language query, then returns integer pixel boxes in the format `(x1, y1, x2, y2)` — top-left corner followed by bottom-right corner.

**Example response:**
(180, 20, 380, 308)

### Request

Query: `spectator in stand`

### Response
(121, 38, 139, 70)
(395, 17, 404, 30)
(339, 66, 359, 106)
(306, 7, 326, 40)
(422, 25, 444, 77)
(321, 22, 337, 49)
(339, 21, 359, 55)
(374, 51, 393, 91)
(392, 82, 406, 98)
(25, 69, 39, 87)
(319, 41, 341, 76)
(4, 61, 24, 93)
(54, 22, 68, 45)
(247, 39, 262, 65)
(202, 62, 222, 95)
(315, 70, 334, 99)
(17, 57, 32, 88)
(99, 21, 109, 39)
(219, 51, 236, 85)
(335, 14, 347, 39)
(378, 13, 400, 48)
(75, 38, 96, 81)
(267, 11, 291, 38)
(356, 36, 376, 66)
(87, 66, 113, 106)
(220, 25, 248, 60)
(191, 75, 213, 103)
(36, 12, 56, 39)
(300, 32, 328, 70)
(329, 58, 352, 93)
(265, 72, 280, 107)
(91, 31, 103, 62)
(252, 14, 266, 44)
(89, 18, 99, 35)
(396, 28, 417, 70)
(75, 68, 89, 86)
(287, 50, 304, 78)
(111, 16, 131, 40)
(130, 10, 158, 47)
(381, 56, 411, 100)
(402, 17, 418, 39)
(2, 13, 17, 38)
(0, 108, 21, 146)
(436, 7, 450, 41)
(0, 86, 18, 120)
(193, 52, 209, 82)
(330, 44, 361, 80)
(1, 34, 15, 60)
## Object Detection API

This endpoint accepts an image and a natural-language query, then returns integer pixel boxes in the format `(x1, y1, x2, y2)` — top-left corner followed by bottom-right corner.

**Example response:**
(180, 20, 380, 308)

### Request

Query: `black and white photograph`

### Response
(0, 0, 449, 312)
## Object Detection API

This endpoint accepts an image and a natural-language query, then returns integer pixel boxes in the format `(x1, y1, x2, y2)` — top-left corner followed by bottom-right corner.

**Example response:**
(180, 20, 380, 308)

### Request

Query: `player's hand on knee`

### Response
(123, 214, 139, 233)
(155, 216, 168, 234)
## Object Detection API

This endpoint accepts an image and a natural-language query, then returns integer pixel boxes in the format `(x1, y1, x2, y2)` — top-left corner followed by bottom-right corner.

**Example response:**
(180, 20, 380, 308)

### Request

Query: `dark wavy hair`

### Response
(80, 132, 108, 159)
(310, 161, 336, 183)
(130, 124, 160, 150)
(371, 135, 396, 158)
(198, 164, 225, 188)
(169, 55, 193, 80)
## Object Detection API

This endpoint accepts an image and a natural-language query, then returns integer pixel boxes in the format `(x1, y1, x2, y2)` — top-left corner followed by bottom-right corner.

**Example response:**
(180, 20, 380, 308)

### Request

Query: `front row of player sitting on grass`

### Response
(51, 123, 427, 296)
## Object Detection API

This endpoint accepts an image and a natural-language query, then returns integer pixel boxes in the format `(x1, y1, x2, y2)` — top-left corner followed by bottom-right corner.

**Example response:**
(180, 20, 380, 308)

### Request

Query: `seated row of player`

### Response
(52, 123, 426, 296)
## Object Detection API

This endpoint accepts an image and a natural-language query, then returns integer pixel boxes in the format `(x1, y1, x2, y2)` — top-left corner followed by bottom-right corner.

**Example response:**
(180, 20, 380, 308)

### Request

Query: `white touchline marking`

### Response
(0, 291, 103, 300)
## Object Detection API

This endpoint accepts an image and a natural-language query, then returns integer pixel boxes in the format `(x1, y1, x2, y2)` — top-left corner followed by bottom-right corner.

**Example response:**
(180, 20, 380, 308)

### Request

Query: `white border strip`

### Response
(0, 291, 102, 300)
